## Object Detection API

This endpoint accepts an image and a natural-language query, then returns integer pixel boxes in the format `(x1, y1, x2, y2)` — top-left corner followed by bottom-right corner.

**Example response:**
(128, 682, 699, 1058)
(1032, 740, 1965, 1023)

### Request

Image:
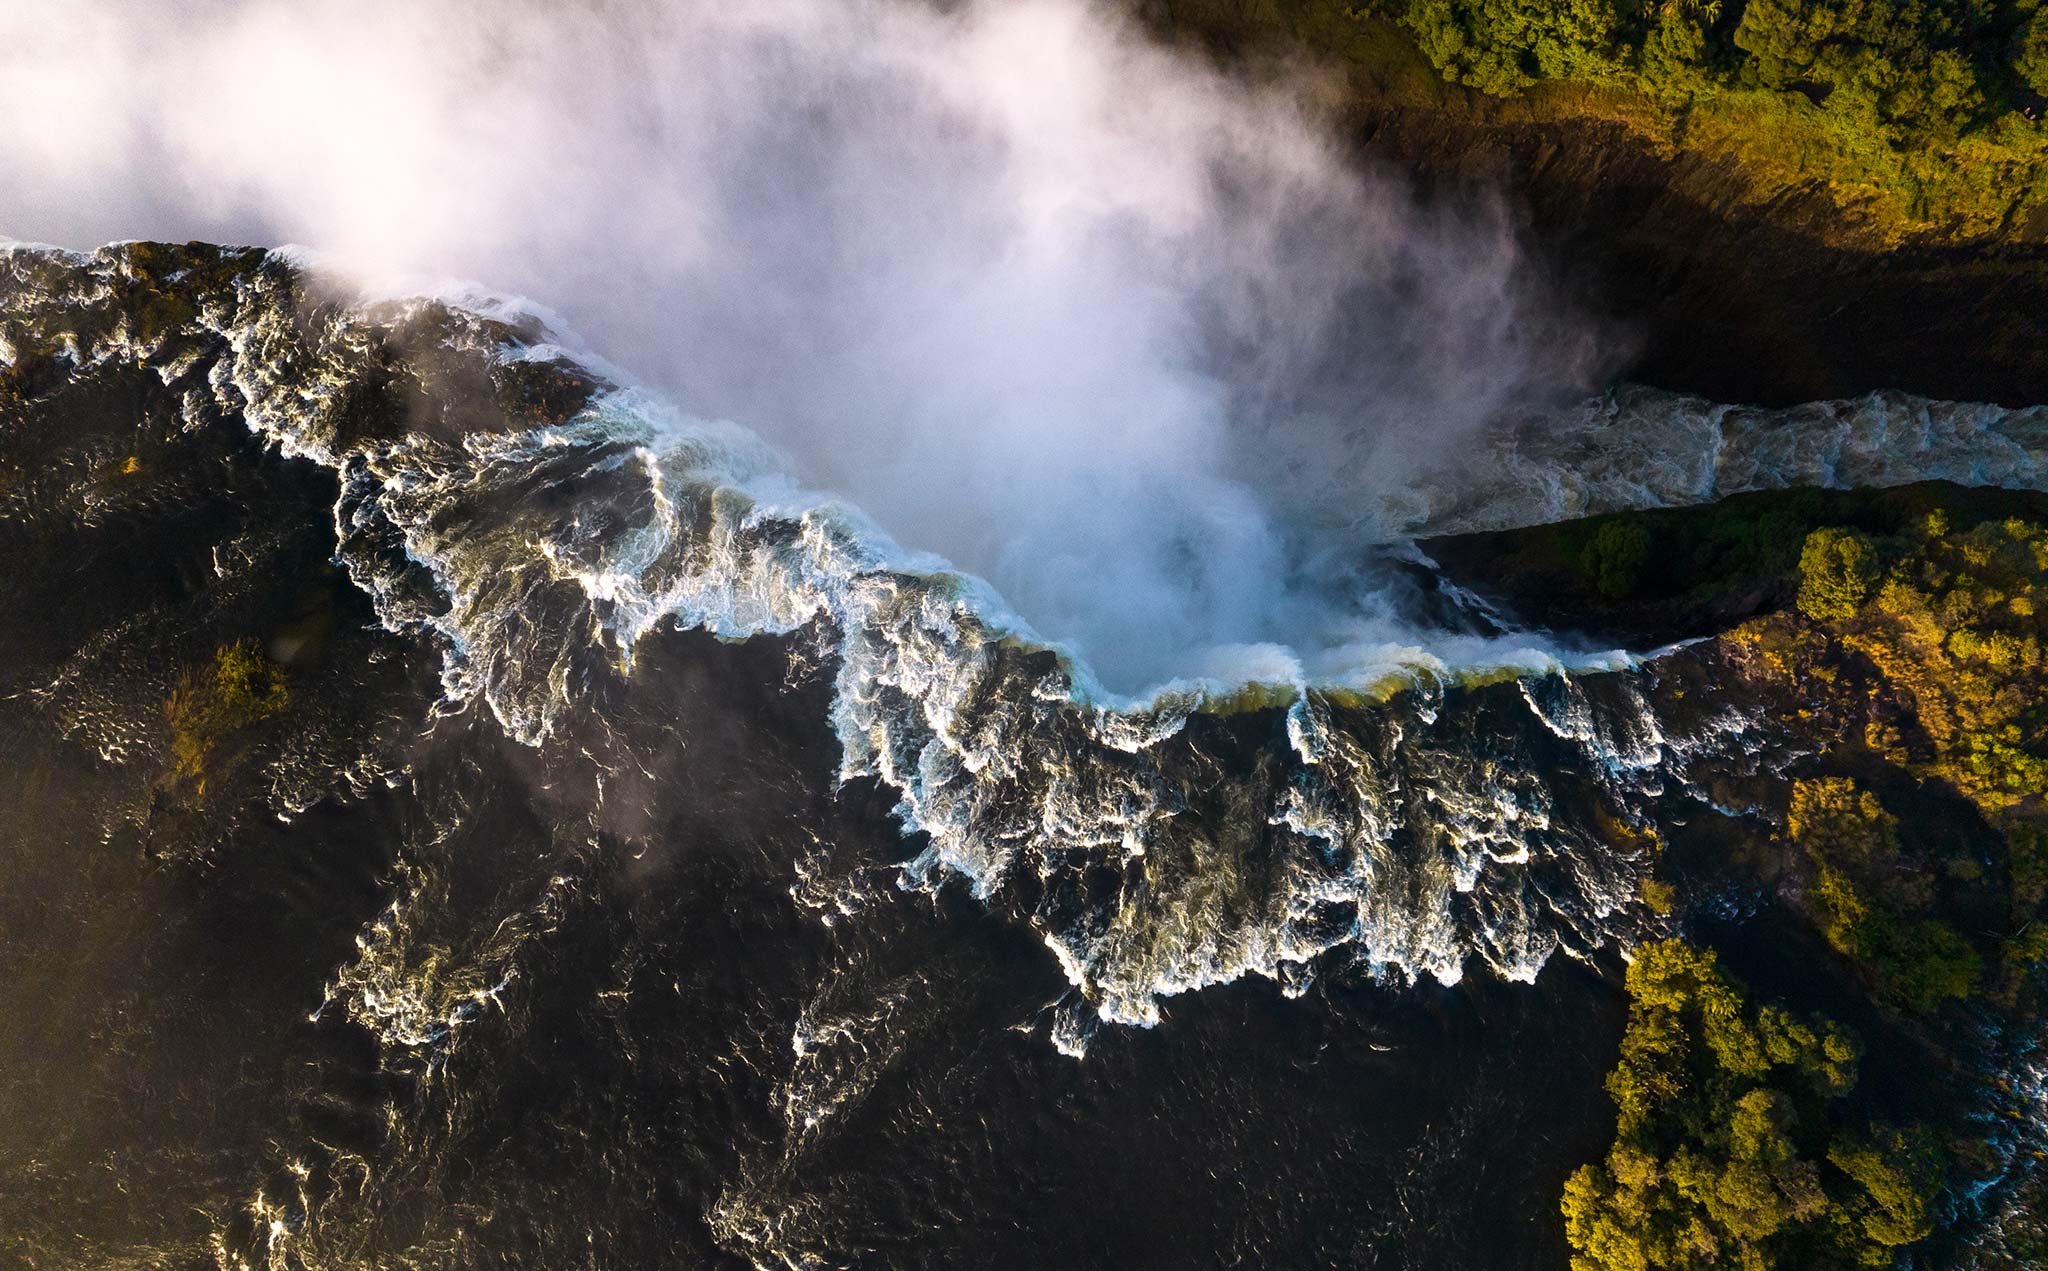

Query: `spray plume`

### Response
(0, 0, 1602, 692)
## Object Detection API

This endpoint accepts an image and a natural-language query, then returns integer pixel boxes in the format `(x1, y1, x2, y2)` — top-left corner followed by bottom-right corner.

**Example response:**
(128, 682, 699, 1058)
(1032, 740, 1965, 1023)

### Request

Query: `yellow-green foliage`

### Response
(1798, 527, 1880, 622)
(1788, 778, 1980, 1012)
(1144, 3, 2048, 243)
(1402, 0, 1629, 93)
(1382, 0, 2048, 239)
(1827, 1127, 1943, 1254)
(165, 640, 290, 784)
(1845, 516, 2048, 814)
(1790, 778, 1902, 952)
(1563, 939, 1938, 1271)
(1734, 512, 2048, 1011)
(2022, 10, 2048, 95)
(1641, 876, 1678, 916)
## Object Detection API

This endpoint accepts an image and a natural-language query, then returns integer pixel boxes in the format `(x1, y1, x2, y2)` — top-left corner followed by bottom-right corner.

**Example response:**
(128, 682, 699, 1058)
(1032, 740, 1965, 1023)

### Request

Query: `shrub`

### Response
(1641, 877, 1677, 915)
(1583, 519, 1652, 599)
(1797, 527, 1879, 621)
(165, 640, 290, 782)
(2018, 11, 2048, 98)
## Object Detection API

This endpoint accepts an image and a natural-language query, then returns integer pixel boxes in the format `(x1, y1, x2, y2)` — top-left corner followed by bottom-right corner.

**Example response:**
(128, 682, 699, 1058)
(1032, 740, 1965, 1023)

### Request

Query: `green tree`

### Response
(1403, 0, 1630, 94)
(1562, 939, 1940, 1271)
(1788, 777, 1980, 1011)
(1638, 0, 1724, 93)
(2018, 10, 2048, 97)
(1828, 1126, 1940, 1251)
(1798, 527, 1879, 621)
(1584, 519, 1652, 599)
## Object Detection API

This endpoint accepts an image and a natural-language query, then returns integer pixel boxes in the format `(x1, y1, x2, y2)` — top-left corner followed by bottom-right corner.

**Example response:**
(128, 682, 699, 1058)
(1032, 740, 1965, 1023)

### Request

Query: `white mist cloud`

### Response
(0, 0, 1603, 693)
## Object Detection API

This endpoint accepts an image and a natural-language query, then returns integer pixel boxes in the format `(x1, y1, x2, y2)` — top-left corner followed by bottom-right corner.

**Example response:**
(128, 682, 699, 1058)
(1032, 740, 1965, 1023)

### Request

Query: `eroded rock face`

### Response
(1137, 5, 2048, 408)
(1338, 99, 2048, 408)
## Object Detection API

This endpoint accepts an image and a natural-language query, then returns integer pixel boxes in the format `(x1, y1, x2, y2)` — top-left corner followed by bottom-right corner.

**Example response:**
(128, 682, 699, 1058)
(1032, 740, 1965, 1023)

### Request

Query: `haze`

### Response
(0, 0, 1603, 693)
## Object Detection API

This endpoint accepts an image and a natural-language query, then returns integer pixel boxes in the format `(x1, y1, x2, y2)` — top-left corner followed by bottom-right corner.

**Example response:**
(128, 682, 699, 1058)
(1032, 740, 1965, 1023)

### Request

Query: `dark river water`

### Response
(0, 241, 1846, 1270)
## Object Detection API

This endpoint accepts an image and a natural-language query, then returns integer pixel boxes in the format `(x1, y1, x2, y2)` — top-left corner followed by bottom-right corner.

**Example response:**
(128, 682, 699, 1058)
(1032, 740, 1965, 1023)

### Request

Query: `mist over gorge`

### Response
(3, 0, 1616, 693)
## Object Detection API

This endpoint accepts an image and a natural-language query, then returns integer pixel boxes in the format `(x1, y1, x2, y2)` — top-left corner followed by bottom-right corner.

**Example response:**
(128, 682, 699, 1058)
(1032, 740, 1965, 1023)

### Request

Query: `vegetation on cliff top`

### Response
(1563, 939, 1940, 1270)
(1788, 775, 1985, 1011)
(1421, 482, 2048, 646)
(1746, 509, 2048, 816)
(1392, 0, 2046, 124)
(1796, 526, 1881, 621)
(1733, 508, 2048, 1009)
(1846, 513, 2048, 813)
(1389, 0, 2048, 236)
(1147, 1, 2048, 241)
(1527, 493, 2048, 1266)
(1584, 519, 1654, 597)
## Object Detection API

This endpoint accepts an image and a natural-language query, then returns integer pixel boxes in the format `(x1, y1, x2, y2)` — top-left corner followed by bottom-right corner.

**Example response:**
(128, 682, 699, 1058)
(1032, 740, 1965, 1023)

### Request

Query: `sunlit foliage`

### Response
(1393, 0, 2036, 141)
(1789, 777, 1981, 1010)
(1563, 940, 1939, 1271)
(1798, 527, 1880, 621)
(1846, 514, 2048, 813)
(165, 639, 290, 785)
(1736, 508, 2048, 1010)
(1403, 0, 1631, 93)
(1363, 0, 2048, 238)
(2019, 8, 2048, 95)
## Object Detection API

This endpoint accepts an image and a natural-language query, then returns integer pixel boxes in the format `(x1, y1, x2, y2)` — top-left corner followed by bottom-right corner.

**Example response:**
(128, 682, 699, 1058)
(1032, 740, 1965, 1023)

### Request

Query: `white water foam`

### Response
(18, 241, 2046, 1044)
